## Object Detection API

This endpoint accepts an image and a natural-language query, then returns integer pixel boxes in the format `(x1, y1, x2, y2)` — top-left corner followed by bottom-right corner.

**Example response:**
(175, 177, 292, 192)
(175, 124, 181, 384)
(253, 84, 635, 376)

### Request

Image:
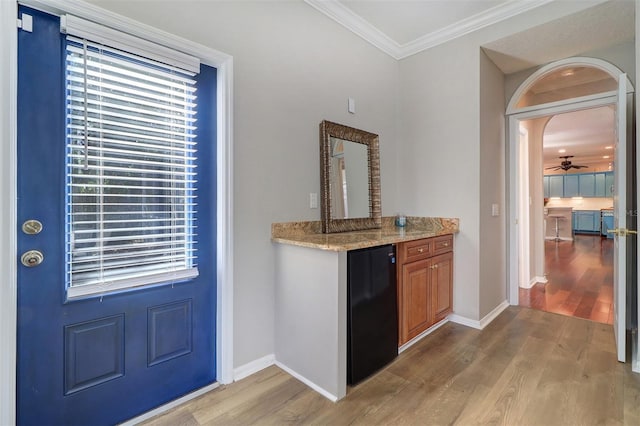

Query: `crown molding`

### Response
(305, 0, 555, 60)
(304, 0, 403, 59)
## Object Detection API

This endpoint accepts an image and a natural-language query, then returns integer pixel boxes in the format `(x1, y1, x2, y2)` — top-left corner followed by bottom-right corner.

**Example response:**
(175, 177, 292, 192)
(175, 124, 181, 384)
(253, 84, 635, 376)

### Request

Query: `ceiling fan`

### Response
(545, 155, 588, 171)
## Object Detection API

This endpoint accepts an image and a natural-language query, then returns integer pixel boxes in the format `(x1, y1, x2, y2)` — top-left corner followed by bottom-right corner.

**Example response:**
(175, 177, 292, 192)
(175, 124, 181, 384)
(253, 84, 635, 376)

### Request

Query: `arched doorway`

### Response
(506, 57, 635, 363)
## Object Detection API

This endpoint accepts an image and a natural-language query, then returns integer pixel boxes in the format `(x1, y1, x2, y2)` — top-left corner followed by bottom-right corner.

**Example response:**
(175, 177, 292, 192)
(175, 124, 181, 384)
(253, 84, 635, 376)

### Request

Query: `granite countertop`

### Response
(271, 217, 459, 251)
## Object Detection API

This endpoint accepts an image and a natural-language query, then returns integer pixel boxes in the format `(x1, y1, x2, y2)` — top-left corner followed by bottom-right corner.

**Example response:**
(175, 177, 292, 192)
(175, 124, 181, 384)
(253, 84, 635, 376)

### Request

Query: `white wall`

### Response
(87, 0, 399, 368)
(479, 50, 506, 317)
(505, 40, 636, 106)
(396, 0, 607, 321)
(527, 117, 550, 280)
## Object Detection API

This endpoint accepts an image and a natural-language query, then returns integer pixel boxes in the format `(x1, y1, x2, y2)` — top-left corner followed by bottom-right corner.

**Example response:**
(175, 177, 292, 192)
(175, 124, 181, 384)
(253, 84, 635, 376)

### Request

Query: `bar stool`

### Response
(548, 214, 565, 242)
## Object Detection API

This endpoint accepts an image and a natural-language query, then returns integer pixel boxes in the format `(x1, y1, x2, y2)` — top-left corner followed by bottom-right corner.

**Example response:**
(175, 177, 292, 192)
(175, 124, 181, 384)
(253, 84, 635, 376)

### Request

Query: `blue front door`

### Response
(16, 8, 217, 425)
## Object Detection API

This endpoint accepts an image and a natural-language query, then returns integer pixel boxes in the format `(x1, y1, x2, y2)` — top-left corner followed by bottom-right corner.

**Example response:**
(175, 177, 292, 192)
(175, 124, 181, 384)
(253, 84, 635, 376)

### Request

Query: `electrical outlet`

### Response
(310, 192, 318, 209)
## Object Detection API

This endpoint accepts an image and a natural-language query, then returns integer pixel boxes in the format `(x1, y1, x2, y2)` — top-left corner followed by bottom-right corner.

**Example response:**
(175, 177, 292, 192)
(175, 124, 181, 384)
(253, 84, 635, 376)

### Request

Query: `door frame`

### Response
(508, 95, 627, 303)
(0, 1, 235, 424)
(506, 58, 634, 306)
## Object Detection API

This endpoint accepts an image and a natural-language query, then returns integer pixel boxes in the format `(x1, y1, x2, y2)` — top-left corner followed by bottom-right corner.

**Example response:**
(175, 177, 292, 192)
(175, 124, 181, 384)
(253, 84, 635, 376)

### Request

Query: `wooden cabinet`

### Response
(397, 235, 453, 345)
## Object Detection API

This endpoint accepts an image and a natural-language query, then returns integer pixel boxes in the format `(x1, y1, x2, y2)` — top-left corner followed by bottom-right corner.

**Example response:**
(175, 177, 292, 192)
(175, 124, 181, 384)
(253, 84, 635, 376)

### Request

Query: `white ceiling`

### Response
(306, 1, 634, 173)
(304, 0, 556, 60)
(340, 0, 508, 45)
(306, 0, 634, 72)
(542, 106, 615, 172)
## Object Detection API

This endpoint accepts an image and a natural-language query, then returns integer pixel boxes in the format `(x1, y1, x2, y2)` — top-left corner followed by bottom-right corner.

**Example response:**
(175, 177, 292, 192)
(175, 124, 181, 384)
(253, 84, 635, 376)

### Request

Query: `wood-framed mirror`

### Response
(319, 120, 381, 233)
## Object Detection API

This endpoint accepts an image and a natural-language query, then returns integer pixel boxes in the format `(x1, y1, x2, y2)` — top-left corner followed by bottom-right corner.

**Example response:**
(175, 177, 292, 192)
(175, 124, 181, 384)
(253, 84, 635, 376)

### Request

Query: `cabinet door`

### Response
(431, 252, 453, 323)
(594, 173, 606, 197)
(589, 211, 600, 232)
(543, 176, 550, 198)
(579, 173, 596, 197)
(549, 175, 563, 197)
(401, 259, 431, 344)
(564, 175, 579, 197)
(603, 214, 614, 238)
(576, 211, 597, 231)
(605, 172, 614, 197)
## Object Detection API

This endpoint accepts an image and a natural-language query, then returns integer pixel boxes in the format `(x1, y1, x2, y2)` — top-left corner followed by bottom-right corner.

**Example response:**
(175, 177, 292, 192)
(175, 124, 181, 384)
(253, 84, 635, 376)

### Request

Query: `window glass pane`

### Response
(65, 36, 198, 298)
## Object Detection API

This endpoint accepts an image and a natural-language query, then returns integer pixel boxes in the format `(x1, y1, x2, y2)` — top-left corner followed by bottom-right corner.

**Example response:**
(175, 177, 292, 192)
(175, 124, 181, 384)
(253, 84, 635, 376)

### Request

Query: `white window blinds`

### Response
(65, 35, 199, 299)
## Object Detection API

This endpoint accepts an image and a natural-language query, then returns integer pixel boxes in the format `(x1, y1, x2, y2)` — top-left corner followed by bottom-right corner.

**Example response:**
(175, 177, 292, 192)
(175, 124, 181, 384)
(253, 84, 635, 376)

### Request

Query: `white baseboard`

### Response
(449, 300, 510, 331)
(120, 382, 220, 425)
(233, 354, 275, 381)
(521, 275, 546, 289)
(479, 300, 510, 329)
(544, 236, 573, 241)
(448, 314, 481, 329)
(274, 361, 339, 402)
(399, 318, 449, 353)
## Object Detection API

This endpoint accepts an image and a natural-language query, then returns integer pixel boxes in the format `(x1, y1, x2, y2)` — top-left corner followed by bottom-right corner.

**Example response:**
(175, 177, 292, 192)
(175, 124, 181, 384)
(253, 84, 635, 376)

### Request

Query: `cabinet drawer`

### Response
(401, 239, 432, 262)
(433, 235, 453, 255)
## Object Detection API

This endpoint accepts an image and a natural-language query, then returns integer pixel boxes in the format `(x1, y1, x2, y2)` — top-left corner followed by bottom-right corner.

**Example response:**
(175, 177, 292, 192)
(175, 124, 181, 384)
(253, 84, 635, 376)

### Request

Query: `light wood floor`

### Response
(520, 234, 614, 324)
(143, 307, 640, 425)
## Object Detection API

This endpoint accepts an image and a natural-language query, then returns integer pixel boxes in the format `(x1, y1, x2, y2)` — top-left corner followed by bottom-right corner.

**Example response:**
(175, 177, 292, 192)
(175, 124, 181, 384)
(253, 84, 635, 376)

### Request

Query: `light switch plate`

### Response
(348, 97, 355, 114)
(310, 192, 318, 209)
(492, 203, 500, 216)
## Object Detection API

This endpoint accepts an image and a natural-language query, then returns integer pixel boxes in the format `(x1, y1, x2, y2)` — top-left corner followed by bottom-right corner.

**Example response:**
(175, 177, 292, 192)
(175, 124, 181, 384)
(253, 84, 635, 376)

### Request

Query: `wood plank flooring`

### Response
(520, 234, 614, 324)
(142, 307, 640, 425)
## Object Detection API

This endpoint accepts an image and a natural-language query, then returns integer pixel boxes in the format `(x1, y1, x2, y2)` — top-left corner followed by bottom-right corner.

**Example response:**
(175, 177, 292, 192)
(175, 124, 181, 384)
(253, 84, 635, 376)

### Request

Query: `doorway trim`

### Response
(506, 57, 634, 306)
(0, 1, 234, 424)
(506, 56, 634, 114)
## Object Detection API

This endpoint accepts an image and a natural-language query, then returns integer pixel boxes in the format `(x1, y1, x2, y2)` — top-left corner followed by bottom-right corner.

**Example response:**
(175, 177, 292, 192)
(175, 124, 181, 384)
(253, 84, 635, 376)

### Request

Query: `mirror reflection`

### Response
(320, 120, 381, 233)
(330, 137, 370, 219)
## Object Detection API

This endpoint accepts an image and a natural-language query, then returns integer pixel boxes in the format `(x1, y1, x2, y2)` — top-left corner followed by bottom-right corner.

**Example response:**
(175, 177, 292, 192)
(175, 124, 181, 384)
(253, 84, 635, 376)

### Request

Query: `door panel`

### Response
(402, 259, 430, 341)
(16, 8, 217, 425)
(613, 74, 627, 362)
(432, 252, 453, 322)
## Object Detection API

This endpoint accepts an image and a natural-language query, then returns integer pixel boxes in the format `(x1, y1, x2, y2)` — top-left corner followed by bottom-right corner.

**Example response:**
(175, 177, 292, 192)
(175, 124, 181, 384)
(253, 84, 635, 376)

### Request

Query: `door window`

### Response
(65, 35, 199, 299)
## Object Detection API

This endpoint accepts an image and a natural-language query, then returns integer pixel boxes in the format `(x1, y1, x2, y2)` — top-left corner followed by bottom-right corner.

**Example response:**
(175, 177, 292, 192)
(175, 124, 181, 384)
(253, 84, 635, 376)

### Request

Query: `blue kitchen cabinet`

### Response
(564, 175, 579, 197)
(605, 172, 614, 197)
(543, 176, 549, 198)
(549, 175, 564, 198)
(601, 211, 614, 238)
(543, 172, 614, 199)
(594, 173, 606, 197)
(578, 173, 596, 197)
(574, 210, 600, 233)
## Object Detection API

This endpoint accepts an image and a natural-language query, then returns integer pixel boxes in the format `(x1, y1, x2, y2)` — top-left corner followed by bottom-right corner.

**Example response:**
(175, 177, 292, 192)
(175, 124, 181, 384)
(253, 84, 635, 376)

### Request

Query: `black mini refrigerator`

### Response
(347, 244, 398, 385)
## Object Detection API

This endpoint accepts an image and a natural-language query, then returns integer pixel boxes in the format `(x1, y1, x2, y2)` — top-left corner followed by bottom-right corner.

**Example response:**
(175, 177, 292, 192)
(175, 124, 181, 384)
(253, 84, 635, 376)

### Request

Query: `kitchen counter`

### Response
(272, 217, 459, 251)
(544, 207, 573, 241)
(272, 216, 459, 402)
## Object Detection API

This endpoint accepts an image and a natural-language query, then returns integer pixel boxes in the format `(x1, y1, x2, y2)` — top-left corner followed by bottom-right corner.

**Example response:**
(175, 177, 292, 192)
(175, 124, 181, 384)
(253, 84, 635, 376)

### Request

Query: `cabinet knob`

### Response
(418, 248, 424, 253)
(443, 242, 449, 247)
